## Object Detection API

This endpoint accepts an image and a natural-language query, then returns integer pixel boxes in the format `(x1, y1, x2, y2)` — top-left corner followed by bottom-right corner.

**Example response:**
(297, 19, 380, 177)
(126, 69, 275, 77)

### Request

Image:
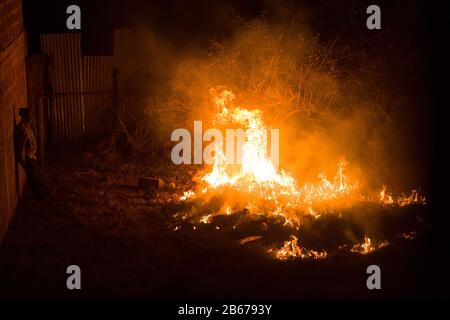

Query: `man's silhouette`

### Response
(15, 107, 46, 200)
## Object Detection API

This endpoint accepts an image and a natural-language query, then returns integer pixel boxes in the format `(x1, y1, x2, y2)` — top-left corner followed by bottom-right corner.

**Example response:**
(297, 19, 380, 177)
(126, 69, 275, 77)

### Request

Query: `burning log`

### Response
(239, 236, 263, 245)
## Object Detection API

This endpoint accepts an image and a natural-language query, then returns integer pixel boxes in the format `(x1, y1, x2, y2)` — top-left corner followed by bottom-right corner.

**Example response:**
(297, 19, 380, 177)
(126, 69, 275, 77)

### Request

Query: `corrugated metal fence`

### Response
(40, 33, 113, 144)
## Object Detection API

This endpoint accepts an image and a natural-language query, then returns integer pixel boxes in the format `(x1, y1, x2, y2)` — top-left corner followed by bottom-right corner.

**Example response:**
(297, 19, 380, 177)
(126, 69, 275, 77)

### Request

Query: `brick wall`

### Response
(0, 0, 27, 243)
(0, 0, 23, 51)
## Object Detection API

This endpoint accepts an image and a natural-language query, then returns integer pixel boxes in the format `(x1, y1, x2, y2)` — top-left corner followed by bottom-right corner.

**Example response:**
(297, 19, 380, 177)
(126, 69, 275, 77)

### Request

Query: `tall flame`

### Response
(200, 90, 360, 223)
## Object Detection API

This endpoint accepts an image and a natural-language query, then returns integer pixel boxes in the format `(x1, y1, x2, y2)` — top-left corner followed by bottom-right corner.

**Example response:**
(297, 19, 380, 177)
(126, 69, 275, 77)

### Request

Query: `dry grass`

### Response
(0, 146, 432, 299)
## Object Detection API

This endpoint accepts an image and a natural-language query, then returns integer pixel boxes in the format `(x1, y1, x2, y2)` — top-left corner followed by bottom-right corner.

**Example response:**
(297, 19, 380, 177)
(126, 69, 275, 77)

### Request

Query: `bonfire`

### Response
(178, 89, 426, 260)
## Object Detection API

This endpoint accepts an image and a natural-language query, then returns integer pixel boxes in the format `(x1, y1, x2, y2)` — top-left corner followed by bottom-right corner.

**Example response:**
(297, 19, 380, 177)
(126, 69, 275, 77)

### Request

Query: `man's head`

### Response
(19, 108, 31, 121)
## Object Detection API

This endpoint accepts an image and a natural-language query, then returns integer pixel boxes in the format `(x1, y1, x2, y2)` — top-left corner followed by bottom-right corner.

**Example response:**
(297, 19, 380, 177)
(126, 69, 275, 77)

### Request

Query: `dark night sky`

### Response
(23, 0, 431, 56)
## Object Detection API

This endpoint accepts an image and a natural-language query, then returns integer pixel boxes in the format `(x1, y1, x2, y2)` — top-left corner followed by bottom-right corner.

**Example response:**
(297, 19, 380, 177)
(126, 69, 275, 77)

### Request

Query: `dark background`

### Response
(23, 0, 431, 58)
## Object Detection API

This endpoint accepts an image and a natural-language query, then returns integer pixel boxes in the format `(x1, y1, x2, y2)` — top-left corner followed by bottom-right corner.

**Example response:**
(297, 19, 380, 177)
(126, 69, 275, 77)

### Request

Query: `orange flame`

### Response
(179, 89, 427, 254)
(269, 235, 327, 260)
(350, 236, 389, 255)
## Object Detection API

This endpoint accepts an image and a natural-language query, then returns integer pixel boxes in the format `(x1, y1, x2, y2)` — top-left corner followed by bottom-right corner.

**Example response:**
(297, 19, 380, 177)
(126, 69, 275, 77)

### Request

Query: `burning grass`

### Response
(20, 142, 427, 263)
(173, 89, 427, 260)
(43, 89, 426, 264)
(0, 144, 431, 299)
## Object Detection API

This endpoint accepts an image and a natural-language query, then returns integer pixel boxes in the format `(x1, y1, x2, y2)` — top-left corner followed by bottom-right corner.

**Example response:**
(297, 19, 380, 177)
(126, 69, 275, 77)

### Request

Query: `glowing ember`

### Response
(350, 236, 389, 255)
(399, 231, 417, 240)
(307, 207, 320, 219)
(379, 186, 426, 206)
(269, 235, 327, 260)
(200, 214, 213, 224)
(180, 190, 195, 201)
(397, 190, 426, 207)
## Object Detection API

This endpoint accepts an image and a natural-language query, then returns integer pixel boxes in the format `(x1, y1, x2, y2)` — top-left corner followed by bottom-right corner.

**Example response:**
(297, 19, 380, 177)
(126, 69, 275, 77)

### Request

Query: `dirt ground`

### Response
(0, 148, 433, 299)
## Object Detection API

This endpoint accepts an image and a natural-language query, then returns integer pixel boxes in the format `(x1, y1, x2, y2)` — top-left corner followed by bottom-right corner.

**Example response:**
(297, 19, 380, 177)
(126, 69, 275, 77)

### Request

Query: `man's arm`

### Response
(14, 125, 27, 167)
